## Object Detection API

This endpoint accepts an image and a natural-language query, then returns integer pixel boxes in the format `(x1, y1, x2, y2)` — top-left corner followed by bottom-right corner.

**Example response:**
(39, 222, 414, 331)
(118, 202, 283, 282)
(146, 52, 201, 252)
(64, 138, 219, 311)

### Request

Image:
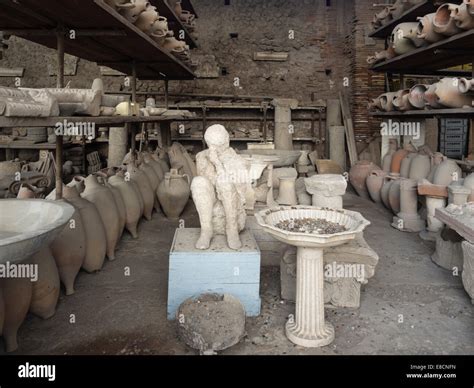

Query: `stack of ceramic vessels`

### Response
(369, 77, 474, 112)
(371, 0, 424, 31)
(369, 2, 474, 65)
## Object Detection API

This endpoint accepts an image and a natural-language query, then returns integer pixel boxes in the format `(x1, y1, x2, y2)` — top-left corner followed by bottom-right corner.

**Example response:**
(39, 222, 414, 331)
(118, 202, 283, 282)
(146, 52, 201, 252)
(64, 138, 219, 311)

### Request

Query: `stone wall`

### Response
(0, 0, 384, 138)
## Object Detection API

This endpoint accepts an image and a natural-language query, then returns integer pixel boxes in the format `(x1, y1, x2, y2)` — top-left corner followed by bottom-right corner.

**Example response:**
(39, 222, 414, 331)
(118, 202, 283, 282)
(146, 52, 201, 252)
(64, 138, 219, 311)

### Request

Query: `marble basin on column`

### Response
(0, 199, 75, 264)
(238, 150, 302, 168)
(255, 206, 370, 348)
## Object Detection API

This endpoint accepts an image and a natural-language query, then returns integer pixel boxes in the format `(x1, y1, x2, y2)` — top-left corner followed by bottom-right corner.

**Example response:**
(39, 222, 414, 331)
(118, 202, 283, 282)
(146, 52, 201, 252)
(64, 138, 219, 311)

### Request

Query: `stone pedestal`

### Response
(281, 234, 379, 309)
(304, 174, 347, 210)
(286, 247, 335, 348)
(420, 196, 446, 241)
(271, 98, 298, 151)
(432, 228, 464, 271)
(448, 184, 471, 206)
(393, 178, 425, 232)
(462, 241, 474, 304)
(167, 228, 261, 319)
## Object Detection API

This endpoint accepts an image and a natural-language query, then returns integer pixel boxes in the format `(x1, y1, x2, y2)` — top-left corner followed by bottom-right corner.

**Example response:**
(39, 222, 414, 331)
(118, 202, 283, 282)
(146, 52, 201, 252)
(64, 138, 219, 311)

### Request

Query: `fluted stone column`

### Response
(286, 246, 335, 348)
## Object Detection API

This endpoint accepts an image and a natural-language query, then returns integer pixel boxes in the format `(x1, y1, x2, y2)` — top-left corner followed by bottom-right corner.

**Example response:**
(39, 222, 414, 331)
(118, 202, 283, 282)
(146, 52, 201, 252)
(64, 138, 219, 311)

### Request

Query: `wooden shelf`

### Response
(0, 115, 183, 128)
(170, 137, 317, 142)
(0, 0, 195, 80)
(0, 141, 76, 150)
(150, 0, 198, 48)
(370, 108, 474, 118)
(369, 0, 444, 39)
(370, 30, 474, 75)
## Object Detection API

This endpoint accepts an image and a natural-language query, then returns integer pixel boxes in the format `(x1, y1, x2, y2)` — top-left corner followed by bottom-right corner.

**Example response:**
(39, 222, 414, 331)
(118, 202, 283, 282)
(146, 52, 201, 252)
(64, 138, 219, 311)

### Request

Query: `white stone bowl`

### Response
(255, 206, 370, 248)
(238, 150, 302, 167)
(0, 199, 75, 264)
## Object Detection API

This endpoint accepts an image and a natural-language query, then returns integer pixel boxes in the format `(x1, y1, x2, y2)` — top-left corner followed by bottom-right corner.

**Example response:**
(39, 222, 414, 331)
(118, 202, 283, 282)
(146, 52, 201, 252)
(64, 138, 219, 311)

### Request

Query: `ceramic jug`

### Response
(30, 247, 60, 319)
(416, 13, 444, 43)
(382, 140, 398, 172)
(452, 3, 474, 29)
(349, 161, 379, 199)
(433, 159, 462, 186)
(63, 185, 106, 273)
(433, 3, 462, 36)
(1, 277, 32, 352)
(408, 84, 429, 109)
(106, 182, 127, 236)
(109, 174, 142, 238)
(81, 175, 121, 261)
(120, 0, 149, 23)
(409, 154, 431, 181)
(134, 4, 159, 33)
(50, 197, 86, 295)
(400, 152, 417, 178)
(366, 169, 387, 204)
(127, 163, 154, 221)
(435, 77, 474, 108)
(157, 169, 190, 220)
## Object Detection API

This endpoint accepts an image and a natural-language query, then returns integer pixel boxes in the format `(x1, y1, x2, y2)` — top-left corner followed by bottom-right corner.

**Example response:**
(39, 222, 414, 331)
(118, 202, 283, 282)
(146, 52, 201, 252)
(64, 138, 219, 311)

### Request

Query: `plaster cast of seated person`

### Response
(191, 124, 250, 250)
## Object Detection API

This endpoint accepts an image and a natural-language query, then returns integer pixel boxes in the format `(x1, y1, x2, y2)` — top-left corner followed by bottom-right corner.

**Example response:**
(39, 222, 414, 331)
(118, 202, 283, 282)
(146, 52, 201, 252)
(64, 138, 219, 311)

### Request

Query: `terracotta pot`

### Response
(383, 140, 398, 172)
(408, 84, 429, 109)
(106, 182, 127, 236)
(424, 83, 445, 109)
(134, 4, 159, 33)
(453, 3, 474, 29)
(393, 89, 413, 111)
(427, 152, 446, 182)
(162, 36, 187, 53)
(120, 0, 149, 23)
(30, 247, 60, 319)
(349, 161, 379, 199)
(409, 154, 431, 180)
(63, 185, 106, 273)
(367, 48, 397, 65)
(459, 78, 474, 94)
(143, 153, 165, 181)
(380, 92, 398, 112)
(1, 277, 32, 352)
(50, 198, 86, 295)
(435, 77, 474, 108)
(381, 177, 394, 209)
(157, 168, 190, 220)
(109, 175, 141, 238)
(366, 169, 387, 204)
(391, 148, 409, 174)
(400, 152, 417, 178)
(463, 173, 474, 202)
(433, 3, 462, 36)
(388, 178, 402, 214)
(391, 23, 420, 55)
(81, 175, 121, 261)
(433, 159, 462, 186)
(416, 13, 445, 43)
(127, 163, 154, 221)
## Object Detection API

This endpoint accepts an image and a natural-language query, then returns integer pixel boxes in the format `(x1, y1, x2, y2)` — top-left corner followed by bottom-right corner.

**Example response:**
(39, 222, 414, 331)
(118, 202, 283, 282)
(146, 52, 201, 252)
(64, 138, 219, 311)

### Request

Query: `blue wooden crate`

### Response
(167, 228, 261, 319)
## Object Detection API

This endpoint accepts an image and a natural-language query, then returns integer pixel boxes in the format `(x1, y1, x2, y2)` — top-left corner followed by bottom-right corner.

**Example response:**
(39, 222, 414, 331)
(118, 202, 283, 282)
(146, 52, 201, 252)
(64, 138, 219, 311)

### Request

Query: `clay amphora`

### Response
(173, 0, 183, 16)
(50, 198, 86, 295)
(143, 153, 165, 181)
(453, 3, 474, 29)
(408, 84, 429, 109)
(409, 154, 431, 181)
(459, 78, 474, 94)
(139, 161, 161, 212)
(416, 13, 444, 43)
(349, 161, 379, 199)
(1, 277, 32, 352)
(427, 152, 445, 182)
(382, 140, 398, 172)
(63, 185, 106, 273)
(463, 173, 474, 202)
(423, 83, 444, 109)
(104, 0, 134, 10)
(433, 3, 462, 36)
(380, 92, 398, 112)
(391, 23, 419, 55)
(381, 177, 394, 209)
(366, 169, 387, 204)
(81, 175, 121, 261)
(134, 4, 159, 33)
(157, 169, 190, 220)
(120, 0, 149, 23)
(127, 163, 154, 221)
(435, 77, 473, 108)
(109, 175, 141, 238)
(168, 143, 196, 178)
(388, 178, 402, 214)
(391, 148, 409, 174)
(433, 159, 462, 186)
(106, 182, 127, 236)
(400, 152, 417, 178)
(30, 247, 60, 319)
(393, 89, 413, 111)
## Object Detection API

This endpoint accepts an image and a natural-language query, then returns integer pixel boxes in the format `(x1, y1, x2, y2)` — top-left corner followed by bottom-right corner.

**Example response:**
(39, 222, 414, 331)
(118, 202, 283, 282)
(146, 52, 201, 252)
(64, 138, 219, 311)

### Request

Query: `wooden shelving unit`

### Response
(370, 108, 474, 118)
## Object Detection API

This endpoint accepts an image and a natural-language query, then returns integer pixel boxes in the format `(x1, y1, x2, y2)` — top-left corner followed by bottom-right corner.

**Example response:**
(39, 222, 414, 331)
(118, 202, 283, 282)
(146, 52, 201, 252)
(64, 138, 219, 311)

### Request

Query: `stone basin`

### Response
(255, 205, 370, 348)
(238, 150, 302, 168)
(0, 199, 75, 264)
(255, 206, 370, 249)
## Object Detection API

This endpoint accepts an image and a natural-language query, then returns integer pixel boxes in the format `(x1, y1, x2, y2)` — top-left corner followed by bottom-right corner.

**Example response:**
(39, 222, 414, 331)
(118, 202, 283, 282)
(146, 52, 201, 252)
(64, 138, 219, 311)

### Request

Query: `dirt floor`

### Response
(4, 193, 474, 356)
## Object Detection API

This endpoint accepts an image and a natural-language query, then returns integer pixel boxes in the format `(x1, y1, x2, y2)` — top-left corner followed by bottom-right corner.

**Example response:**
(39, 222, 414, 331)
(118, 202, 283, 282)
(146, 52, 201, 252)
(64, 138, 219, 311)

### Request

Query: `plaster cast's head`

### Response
(204, 124, 230, 150)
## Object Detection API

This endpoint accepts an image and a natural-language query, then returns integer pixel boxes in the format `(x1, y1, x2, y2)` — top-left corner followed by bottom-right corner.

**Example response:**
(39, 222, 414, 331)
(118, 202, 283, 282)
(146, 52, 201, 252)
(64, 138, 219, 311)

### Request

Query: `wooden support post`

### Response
(470, 61, 474, 158)
(55, 27, 65, 200)
(164, 79, 169, 109)
(131, 61, 137, 104)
